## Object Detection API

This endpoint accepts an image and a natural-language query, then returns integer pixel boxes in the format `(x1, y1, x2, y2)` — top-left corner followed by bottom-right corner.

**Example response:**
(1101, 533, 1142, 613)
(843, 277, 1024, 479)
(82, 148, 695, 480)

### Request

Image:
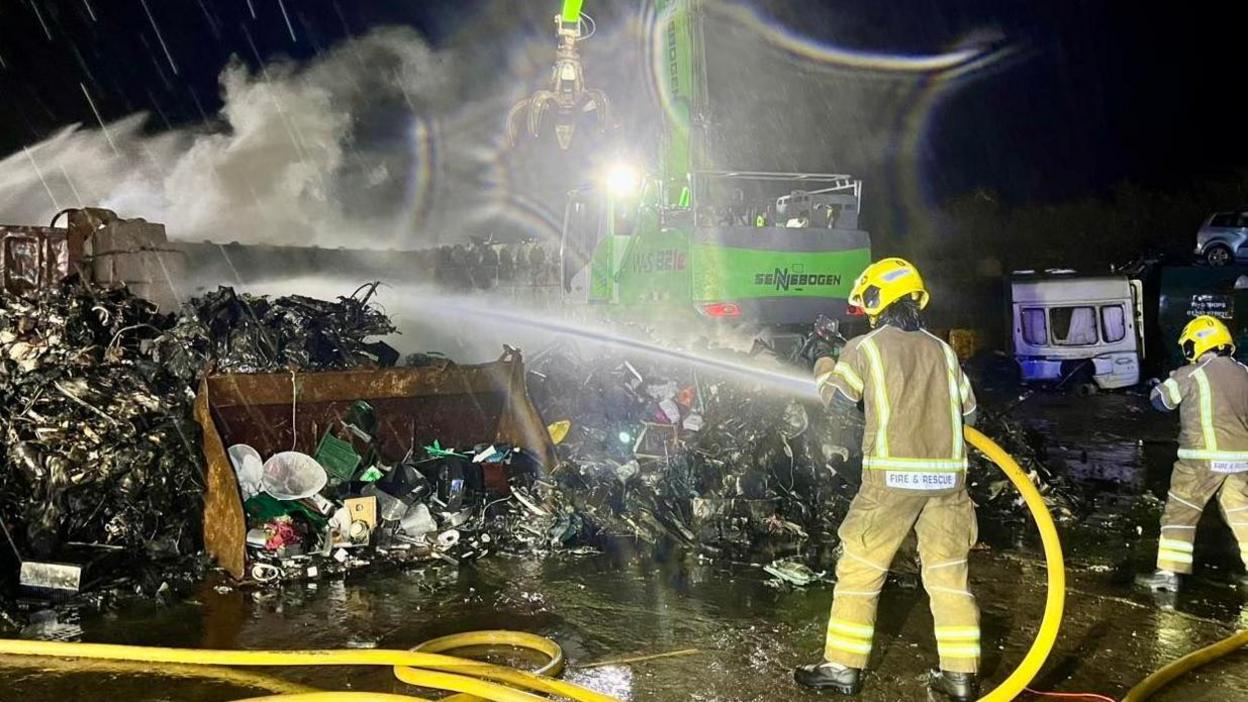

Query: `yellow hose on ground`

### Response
(1122, 628, 1248, 701)
(413, 630, 565, 702)
(414, 629, 565, 676)
(0, 631, 621, 702)
(0, 653, 319, 695)
(965, 426, 1066, 702)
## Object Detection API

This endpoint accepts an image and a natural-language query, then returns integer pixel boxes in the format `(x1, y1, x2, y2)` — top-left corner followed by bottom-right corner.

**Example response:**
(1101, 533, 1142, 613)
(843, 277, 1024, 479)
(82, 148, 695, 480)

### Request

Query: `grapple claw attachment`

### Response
(507, 13, 612, 150)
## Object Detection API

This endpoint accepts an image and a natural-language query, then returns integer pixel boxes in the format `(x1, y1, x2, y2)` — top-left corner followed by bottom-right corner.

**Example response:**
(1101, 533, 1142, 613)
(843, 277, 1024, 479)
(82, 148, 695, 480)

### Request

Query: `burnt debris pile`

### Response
(527, 341, 1083, 566)
(0, 276, 1087, 609)
(156, 283, 399, 380)
(0, 279, 201, 575)
(967, 413, 1081, 526)
(0, 281, 409, 605)
(527, 343, 858, 561)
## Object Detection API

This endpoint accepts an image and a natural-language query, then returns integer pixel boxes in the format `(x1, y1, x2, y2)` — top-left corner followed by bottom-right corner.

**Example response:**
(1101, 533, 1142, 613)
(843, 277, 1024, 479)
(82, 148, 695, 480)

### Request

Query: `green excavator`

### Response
(508, 0, 872, 340)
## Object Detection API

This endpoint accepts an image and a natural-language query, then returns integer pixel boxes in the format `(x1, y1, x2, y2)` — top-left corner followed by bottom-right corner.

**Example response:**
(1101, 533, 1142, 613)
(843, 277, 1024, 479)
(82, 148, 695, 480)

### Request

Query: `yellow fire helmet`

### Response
(848, 257, 930, 319)
(1179, 314, 1235, 362)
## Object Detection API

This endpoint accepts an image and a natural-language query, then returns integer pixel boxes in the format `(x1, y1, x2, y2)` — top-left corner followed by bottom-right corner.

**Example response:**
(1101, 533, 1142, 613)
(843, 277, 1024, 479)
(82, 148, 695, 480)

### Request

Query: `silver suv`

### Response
(1196, 209, 1248, 266)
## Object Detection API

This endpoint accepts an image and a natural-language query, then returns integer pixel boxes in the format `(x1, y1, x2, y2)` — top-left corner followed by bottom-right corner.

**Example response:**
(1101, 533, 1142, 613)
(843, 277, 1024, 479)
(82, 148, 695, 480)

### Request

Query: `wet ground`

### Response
(4, 390, 1248, 701)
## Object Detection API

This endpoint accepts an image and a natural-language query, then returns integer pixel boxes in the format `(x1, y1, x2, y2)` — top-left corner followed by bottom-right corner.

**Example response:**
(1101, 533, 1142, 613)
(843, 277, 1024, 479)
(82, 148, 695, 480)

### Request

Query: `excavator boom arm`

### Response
(561, 0, 584, 24)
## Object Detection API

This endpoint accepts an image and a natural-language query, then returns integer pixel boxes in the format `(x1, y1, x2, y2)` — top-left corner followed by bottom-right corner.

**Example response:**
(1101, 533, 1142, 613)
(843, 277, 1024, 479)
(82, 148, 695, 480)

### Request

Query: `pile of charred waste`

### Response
(0, 276, 1083, 613)
(0, 278, 201, 606)
(527, 341, 854, 564)
(524, 340, 1080, 581)
(155, 283, 400, 381)
(0, 280, 578, 616)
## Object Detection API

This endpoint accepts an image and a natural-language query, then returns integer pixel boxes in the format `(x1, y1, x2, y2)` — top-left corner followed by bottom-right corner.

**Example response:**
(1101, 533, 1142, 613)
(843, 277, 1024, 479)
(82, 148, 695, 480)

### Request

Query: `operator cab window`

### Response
(1051, 306, 1099, 346)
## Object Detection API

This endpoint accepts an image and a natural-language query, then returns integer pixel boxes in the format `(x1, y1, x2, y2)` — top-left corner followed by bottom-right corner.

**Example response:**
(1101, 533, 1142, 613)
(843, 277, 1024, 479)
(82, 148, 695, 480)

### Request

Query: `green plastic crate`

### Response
(315, 431, 362, 482)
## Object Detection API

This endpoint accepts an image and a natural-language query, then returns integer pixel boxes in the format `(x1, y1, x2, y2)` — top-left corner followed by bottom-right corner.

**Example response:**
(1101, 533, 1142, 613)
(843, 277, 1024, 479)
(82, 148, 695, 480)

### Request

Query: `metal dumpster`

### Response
(1158, 265, 1248, 369)
(195, 349, 556, 579)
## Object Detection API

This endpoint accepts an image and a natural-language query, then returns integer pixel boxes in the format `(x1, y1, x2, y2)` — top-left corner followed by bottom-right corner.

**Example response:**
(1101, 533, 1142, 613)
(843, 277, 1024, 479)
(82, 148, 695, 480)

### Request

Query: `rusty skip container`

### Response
(196, 349, 556, 579)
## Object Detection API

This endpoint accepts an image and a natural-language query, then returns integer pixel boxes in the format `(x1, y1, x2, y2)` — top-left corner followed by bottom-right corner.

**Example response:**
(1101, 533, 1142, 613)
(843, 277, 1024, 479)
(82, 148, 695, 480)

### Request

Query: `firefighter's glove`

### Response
(809, 337, 840, 363)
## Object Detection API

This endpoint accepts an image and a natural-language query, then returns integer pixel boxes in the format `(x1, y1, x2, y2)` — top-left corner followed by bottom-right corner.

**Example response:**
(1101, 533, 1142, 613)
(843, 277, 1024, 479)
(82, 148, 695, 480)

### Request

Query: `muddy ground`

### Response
(3, 389, 1248, 701)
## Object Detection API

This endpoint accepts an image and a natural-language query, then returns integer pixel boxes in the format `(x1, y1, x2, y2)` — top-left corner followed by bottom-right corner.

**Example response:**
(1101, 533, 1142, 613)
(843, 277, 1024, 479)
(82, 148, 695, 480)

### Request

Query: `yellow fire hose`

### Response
(1121, 628, 1248, 701)
(964, 426, 1066, 702)
(0, 426, 1075, 702)
(0, 630, 617, 702)
(0, 652, 319, 695)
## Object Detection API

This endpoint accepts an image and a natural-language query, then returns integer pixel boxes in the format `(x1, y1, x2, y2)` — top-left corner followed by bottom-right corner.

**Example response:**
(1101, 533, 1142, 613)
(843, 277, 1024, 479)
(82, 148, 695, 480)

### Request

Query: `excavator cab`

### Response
(560, 190, 604, 295)
(559, 181, 643, 302)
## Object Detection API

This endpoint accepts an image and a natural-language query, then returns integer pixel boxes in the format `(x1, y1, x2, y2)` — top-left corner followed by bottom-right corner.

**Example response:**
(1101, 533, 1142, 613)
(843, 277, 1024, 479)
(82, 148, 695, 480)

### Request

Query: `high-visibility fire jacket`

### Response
(1152, 355, 1248, 470)
(814, 325, 977, 496)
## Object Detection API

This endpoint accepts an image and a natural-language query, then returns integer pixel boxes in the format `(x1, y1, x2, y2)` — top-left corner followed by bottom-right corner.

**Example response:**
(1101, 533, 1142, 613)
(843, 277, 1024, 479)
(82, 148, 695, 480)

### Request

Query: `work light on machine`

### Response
(603, 162, 641, 197)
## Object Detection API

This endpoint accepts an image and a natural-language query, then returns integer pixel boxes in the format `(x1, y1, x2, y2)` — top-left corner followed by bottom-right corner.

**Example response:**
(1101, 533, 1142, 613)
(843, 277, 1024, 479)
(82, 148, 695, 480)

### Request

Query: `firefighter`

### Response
(795, 258, 981, 701)
(1138, 315, 1248, 592)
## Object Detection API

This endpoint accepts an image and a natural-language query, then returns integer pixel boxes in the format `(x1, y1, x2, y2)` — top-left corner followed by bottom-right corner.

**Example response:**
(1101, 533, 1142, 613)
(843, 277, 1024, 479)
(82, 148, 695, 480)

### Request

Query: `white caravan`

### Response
(1010, 273, 1144, 390)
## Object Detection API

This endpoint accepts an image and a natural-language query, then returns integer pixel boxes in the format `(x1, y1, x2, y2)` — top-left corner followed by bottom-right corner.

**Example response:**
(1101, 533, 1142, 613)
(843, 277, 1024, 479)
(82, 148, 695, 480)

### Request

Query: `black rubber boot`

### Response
(1136, 569, 1180, 593)
(794, 661, 862, 694)
(928, 670, 978, 702)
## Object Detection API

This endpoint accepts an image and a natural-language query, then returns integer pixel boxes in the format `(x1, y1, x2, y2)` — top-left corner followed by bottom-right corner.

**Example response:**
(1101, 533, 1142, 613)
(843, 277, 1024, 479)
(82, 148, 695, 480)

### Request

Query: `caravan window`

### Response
(1021, 308, 1048, 345)
(1051, 306, 1099, 345)
(1101, 305, 1127, 343)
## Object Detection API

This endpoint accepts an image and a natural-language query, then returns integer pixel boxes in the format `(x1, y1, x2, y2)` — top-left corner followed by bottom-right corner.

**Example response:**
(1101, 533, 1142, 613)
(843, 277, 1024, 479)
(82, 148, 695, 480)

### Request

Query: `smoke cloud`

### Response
(0, 4, 1004, 251)
(1, 27, 476, 247)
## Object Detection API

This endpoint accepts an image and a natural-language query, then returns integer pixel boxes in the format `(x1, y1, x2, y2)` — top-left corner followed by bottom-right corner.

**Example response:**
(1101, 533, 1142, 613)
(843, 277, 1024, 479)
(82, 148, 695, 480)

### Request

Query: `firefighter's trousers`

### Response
(1156, 460, 1248, 574)
(824, 486, 980, 673)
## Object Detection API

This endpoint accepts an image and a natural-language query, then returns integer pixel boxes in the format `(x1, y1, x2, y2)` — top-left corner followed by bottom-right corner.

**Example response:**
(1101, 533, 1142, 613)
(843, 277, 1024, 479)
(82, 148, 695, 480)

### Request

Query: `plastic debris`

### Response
(228, 445, 264, 501)
(399, 504, 437, 537)
(547, 420, 572, 444)
(261, 452, 328, 501)
(763, 559, 824, 587)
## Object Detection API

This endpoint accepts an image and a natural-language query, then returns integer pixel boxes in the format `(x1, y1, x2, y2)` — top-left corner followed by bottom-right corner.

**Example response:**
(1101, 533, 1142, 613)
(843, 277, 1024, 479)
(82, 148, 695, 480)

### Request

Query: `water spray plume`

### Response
(425, 294, 819, 400)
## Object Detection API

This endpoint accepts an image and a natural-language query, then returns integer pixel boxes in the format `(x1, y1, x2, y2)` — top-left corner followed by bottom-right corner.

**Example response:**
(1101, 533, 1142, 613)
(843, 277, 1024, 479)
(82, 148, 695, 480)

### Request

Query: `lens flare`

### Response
(603, 162, 641, 197)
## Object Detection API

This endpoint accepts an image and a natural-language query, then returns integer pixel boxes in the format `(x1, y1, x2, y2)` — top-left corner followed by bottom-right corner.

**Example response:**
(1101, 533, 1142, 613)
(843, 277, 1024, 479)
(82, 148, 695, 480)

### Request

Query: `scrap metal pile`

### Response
(527, 342, 858, 562)
(0, 274, 1081, 607)
(524, 340, 1081, 569)
(0, 281, 413, 605)
(0, 279, 201, 588)
(156, 283, 399, 381)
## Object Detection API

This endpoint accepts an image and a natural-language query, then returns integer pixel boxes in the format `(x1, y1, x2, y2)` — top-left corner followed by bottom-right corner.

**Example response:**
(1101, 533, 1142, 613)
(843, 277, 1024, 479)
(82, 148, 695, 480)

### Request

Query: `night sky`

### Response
(0, 0, 1244, 213)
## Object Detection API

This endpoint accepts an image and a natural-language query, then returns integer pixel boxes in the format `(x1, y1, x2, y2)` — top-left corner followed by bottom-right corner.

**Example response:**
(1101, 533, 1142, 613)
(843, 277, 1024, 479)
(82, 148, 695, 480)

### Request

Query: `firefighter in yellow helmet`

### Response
(796, 258, 980, 700)
(1138, 315, 1248, 592)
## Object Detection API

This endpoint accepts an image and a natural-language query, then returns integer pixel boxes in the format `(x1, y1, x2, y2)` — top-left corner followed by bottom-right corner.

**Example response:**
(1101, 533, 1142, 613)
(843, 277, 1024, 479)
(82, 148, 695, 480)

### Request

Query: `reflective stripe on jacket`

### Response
(1151, 355, 1248, 463)
(816, 326, 977, 495)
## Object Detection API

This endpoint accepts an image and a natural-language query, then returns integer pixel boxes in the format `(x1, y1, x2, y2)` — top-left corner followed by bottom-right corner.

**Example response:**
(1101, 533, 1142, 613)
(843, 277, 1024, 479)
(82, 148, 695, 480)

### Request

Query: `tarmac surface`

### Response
(3, 389, 1248, 701)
